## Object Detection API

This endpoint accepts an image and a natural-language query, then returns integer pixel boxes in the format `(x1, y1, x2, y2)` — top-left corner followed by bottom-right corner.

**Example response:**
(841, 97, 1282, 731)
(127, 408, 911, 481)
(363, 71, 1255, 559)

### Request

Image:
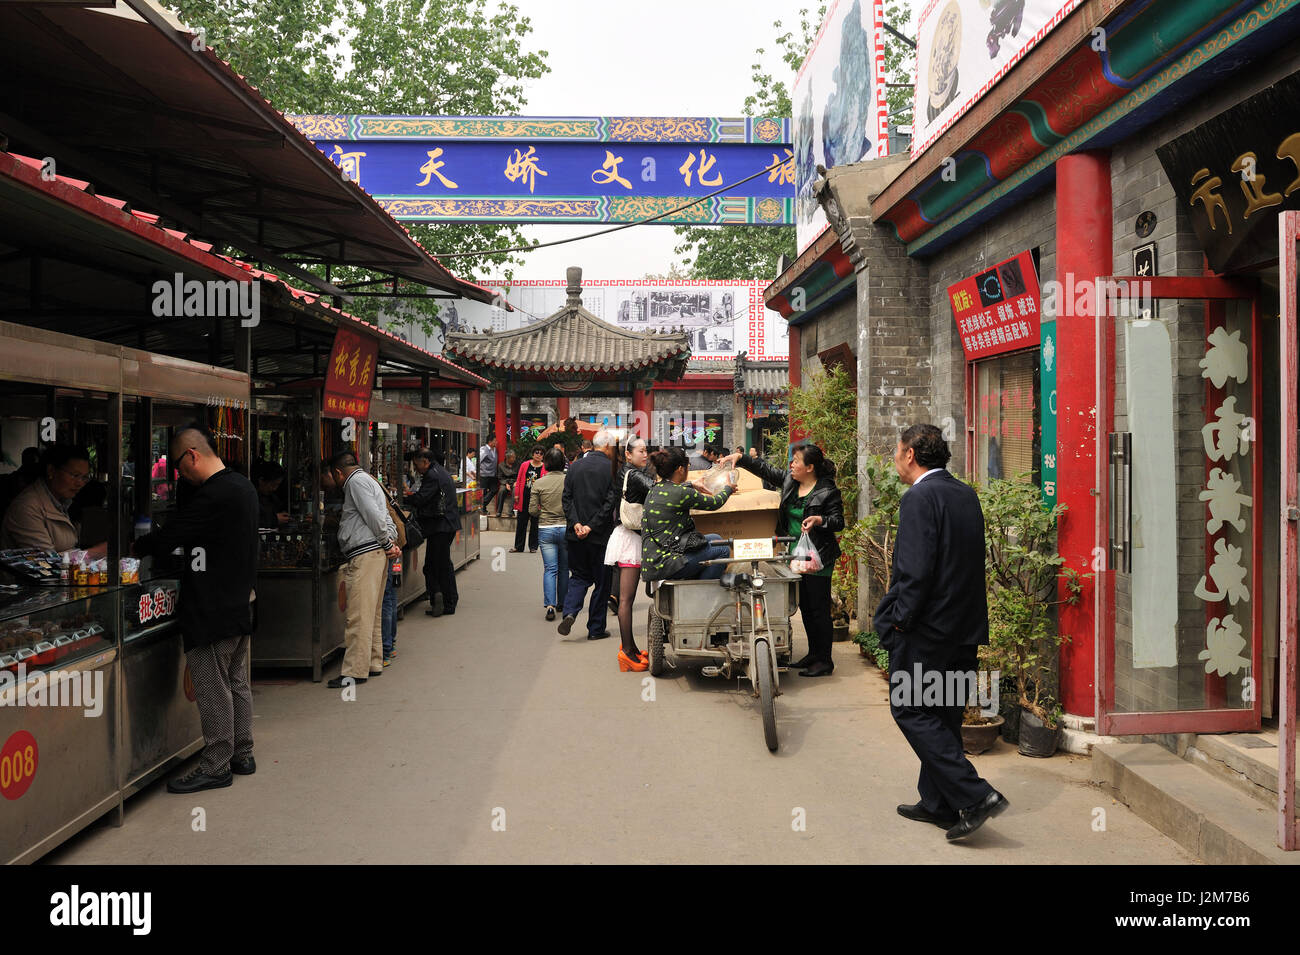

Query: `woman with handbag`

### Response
(528, 447, 568, 621)
(640, 447, 737, 585)
(602, 435, 655, 671)
(722, 443, 845, 677)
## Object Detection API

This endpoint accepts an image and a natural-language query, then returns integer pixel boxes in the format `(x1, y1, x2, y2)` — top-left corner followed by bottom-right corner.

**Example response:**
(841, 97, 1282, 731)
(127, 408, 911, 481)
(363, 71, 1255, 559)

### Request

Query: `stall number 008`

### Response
(0, 744, 36, 793)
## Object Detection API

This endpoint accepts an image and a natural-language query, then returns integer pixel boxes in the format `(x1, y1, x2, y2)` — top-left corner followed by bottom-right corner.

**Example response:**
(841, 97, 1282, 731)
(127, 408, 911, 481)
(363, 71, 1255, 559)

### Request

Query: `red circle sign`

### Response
(0, 730, 38, 800)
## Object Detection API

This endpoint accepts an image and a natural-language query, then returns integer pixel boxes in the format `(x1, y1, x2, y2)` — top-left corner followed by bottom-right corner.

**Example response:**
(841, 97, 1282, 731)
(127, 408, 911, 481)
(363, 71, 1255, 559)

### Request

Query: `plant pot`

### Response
(1017, 708, 1059, 757)
(832, 620, 850, 642)
(961, 715, 1004, 755)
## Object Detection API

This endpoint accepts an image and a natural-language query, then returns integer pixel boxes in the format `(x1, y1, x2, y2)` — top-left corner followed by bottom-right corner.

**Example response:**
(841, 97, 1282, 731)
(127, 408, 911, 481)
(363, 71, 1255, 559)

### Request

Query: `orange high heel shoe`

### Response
(618, 649, 648, 672)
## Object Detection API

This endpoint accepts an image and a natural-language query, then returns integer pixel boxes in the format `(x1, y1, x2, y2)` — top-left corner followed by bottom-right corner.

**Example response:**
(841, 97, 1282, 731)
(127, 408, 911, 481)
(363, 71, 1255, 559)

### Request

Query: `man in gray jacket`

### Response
(325, 451, 399, 688)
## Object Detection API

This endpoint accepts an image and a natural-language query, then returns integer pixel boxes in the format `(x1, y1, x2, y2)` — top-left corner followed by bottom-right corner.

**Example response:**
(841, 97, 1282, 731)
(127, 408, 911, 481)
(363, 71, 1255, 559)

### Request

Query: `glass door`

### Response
(1097, 276, 1262, 736)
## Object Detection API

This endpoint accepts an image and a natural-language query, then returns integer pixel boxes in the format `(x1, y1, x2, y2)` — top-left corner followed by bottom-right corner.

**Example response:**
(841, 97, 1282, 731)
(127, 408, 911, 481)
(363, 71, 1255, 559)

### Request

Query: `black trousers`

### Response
(562, 536, 611, 637)
(889, 640, 993, 815)
(424, 530, 458, 611)
(479, 476, 500, 512)
(514, 488, 539, 550)
(798, 574, 834, 664)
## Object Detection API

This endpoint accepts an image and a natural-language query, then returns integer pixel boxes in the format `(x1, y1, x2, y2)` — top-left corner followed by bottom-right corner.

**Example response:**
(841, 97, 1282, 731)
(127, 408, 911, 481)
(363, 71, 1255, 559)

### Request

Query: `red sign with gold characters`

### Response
(323, 328, 379, 420)
(948, 250, 1041, 361)
(0, 730, 38, 801)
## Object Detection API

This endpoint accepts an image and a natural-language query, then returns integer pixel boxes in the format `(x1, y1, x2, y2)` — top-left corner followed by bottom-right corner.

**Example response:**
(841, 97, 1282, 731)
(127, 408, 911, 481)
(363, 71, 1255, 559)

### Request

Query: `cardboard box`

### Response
(688, 466, 764, 493)
(689, 485, 781, 541)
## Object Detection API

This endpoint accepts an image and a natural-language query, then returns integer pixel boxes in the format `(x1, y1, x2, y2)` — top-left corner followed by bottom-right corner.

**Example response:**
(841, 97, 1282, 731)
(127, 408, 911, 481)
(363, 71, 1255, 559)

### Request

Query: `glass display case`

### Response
(0, 586, 115, 675)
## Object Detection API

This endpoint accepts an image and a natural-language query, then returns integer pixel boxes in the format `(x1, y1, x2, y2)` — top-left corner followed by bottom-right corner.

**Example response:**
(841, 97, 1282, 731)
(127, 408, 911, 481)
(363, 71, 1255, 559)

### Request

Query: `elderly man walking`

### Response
(874, 423, 1007, 842)
(133, 425, 259, 794)
(557, 430, 617, 639)
(326, 451, 400, 688)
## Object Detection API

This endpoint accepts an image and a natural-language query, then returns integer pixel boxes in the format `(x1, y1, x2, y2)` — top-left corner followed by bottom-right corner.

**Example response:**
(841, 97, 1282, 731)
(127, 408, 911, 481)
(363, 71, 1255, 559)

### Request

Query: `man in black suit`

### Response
(873, 423, 1008, 842)
(557, 431, 616, 639)
(405, 448, 461, 617)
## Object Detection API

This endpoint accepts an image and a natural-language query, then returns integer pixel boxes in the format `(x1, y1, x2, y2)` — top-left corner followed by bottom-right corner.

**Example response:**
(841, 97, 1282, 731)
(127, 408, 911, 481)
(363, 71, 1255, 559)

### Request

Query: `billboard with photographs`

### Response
(386, 280, 787, 363)
(793, 0, 889, 253)
(911, 0, 1083, 158)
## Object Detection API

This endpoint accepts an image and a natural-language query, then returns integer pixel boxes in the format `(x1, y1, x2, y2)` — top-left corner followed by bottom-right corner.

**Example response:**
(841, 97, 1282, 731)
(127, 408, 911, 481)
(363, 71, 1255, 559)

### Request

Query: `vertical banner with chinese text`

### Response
(1040, 319, 1057, 507)
(323, 328, 378, 420)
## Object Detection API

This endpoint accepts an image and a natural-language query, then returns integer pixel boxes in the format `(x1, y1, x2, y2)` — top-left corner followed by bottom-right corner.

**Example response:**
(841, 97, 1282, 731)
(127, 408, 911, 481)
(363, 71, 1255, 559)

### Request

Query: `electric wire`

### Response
(433, 154, 792, 260)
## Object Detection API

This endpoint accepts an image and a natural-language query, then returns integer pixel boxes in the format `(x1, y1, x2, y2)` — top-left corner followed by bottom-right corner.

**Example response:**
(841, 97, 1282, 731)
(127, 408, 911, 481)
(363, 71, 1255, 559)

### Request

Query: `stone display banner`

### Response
(1039, 318, 1057, 507)
(1156, 71, 1300, 273)
(948, 249, 1041, 360)
(288, 115, 794, 226)
(793, 0, 889, 252)
(911, 0, 1082, 159)
(390, 279, 786, 362)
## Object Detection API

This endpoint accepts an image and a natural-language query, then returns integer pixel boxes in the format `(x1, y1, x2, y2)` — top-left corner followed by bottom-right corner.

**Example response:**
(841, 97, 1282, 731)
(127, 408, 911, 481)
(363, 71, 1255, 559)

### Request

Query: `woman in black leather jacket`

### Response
(726, 443, 845, 677)
(603, 435, 656, 670)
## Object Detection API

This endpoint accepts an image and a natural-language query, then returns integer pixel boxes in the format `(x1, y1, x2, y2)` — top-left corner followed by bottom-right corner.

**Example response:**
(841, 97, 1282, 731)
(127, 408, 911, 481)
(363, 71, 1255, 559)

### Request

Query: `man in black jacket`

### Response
(134, 425, 259, 794)
(873, 423, 1007, 842)
(406, 448, 461, 617)
(557, 431, 616, 639)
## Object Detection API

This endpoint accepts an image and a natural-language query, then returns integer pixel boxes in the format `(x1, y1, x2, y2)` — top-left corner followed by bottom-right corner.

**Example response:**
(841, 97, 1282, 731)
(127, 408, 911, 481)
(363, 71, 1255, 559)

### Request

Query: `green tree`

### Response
(164, 0, 549, 332)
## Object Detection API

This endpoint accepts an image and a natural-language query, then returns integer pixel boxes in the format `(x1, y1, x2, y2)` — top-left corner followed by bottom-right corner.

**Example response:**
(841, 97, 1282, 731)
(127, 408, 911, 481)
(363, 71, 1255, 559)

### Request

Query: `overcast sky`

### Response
(498, 0, 805, 281)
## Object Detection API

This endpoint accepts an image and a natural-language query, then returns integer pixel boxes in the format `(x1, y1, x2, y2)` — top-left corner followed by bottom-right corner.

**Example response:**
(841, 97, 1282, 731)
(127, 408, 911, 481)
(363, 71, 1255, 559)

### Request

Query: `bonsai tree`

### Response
(976, 476, 1083, 727)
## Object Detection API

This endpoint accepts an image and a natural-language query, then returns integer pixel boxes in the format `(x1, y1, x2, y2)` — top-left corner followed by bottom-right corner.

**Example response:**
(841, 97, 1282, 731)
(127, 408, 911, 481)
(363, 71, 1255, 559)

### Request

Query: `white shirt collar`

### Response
(912, 467, 944, 486)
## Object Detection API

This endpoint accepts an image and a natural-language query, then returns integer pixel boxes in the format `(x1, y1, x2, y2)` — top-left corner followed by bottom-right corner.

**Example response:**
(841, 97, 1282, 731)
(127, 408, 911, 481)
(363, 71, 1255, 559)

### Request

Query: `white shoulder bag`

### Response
(619, 470, 643, 531)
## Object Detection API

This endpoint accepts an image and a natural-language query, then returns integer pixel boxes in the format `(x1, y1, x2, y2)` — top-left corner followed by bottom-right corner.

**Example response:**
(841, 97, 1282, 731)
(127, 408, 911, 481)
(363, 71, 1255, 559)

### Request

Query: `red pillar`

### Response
(510, 395, 522, 446)
(556, 396, 570, 424)
(631, 387, 654, 442)
(1055, 150, 1111, 718)
(467, 388, 480, 421)
(787, 323, 804, 444)
(493, 389, 507, 453)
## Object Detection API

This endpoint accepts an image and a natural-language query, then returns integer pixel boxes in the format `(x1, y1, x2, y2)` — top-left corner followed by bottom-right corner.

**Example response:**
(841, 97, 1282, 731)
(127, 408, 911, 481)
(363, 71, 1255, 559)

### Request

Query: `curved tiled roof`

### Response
(445, 305, 691, 379)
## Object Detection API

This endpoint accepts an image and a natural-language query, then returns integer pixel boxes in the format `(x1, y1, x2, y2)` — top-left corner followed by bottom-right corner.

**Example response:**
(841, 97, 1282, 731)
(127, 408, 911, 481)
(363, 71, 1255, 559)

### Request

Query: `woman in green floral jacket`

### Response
(640, 447, 737, 582)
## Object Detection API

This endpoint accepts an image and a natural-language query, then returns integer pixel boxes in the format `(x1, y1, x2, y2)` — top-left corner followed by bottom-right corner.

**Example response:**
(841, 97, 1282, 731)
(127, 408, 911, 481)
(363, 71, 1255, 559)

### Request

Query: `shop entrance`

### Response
(1097, 276, 1263, 737)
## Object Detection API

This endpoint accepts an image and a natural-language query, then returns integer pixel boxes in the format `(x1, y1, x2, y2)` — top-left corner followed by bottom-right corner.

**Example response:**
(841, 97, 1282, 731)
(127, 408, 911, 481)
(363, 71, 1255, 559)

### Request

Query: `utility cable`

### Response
(433, 155, 792, 260)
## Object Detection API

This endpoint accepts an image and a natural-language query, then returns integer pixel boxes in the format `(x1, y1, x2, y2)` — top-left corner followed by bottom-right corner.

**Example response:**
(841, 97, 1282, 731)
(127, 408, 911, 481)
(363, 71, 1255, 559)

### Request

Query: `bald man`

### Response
(134, 425, 260, 794)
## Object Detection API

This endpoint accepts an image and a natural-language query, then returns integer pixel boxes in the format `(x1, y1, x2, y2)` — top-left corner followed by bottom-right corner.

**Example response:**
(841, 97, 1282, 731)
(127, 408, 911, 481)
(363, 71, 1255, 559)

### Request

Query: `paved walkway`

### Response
(46, 532, 1197, 864)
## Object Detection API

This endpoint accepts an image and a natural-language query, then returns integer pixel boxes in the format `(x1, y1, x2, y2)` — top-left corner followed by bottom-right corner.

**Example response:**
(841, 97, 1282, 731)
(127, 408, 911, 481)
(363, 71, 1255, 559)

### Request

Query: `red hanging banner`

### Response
(948, 250, 1041, 361)
(323, 327, 378, 420)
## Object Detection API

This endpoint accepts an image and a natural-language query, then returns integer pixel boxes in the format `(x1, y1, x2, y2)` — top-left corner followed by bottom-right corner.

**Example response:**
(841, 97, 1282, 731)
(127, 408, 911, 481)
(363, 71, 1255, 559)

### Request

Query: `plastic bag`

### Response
(790, 531, 824, 574)
(695, 463, 737, 496)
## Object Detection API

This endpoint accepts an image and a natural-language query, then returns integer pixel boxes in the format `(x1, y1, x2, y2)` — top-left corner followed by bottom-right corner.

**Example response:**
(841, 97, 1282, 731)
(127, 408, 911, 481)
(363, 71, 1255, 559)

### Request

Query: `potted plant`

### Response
(959, 645, 1005, 754)
(977, 476, 1083, 758)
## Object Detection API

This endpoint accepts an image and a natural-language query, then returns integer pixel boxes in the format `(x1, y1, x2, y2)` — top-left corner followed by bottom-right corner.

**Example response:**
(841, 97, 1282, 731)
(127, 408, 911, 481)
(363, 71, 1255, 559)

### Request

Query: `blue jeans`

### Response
(671, 533, 732, 581)
(538, 525, 569, 609)
(382, 573, 398, 656)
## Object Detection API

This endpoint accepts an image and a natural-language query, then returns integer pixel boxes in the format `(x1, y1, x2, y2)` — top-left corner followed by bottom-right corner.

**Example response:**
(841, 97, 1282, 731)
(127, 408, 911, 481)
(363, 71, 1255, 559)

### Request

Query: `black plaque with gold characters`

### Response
(1156, 70, 1300, 272)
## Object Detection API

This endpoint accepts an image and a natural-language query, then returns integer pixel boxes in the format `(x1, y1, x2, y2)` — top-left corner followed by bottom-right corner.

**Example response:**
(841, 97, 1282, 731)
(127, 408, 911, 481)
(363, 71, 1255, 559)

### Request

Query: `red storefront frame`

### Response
(1095, 275, 1263, 738)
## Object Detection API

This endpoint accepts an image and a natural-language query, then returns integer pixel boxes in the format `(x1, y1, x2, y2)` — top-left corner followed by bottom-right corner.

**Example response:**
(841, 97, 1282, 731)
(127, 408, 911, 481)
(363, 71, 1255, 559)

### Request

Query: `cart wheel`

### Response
(647, 605, 666, 677)
(754, 638, 778, 752)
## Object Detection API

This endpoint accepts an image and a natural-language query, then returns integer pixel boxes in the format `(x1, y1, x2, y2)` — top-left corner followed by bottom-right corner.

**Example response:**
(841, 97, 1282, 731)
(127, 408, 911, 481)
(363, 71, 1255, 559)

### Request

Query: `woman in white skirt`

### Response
(604, 435, 654, 671)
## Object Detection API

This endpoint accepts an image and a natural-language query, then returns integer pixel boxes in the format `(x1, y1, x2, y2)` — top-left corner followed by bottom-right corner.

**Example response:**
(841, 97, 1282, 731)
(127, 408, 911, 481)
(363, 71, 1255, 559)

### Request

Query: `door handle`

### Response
(1108, 432, 1132, 573)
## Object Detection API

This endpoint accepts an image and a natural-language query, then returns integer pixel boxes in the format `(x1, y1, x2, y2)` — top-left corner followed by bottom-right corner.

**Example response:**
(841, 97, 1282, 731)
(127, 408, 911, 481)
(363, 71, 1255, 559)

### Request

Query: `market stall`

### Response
(0, 320, 249, 864)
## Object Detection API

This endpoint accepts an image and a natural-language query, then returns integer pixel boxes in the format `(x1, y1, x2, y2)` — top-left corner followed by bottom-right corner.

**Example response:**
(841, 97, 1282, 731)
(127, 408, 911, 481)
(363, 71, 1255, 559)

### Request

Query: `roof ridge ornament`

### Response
(566, 266, 582, 307)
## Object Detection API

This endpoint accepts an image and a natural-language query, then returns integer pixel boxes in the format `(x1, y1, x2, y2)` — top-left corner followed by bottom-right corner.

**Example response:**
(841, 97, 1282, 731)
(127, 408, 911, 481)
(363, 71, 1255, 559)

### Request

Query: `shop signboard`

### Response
(323, 328, 379, 420)
(1039, 319, 1057, 507)
(911, 0, 1083, 158)
(948, 250, 1041, 360)
(1156, 71, 1300, 273)
(792, 0, 889, 252)
(289, 115, 794, 226)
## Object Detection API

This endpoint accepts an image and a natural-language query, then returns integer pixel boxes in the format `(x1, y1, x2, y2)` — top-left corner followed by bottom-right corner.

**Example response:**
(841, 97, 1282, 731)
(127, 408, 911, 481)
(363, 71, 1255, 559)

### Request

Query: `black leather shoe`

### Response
(167, 768, 233, 794)
(327, 675, 367, 688)
(369, 669, 384, 677)
(790, 654, 815, 669)
(425, 608, 443, 617)
(897, 802, 958, 829)
(799, 661, 834, 677)
(557, 614, 576, 636)
(587, 630, 611, 641)
(946, 791, 1009, 841)
(545, 606, 556, 621)
(230, 756, 256, 776)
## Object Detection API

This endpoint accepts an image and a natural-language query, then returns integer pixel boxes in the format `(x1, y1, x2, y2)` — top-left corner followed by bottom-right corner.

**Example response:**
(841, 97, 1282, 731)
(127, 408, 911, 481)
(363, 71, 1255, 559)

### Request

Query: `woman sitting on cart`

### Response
(640, 447, 737, 585)
(721, 444, 844, 678)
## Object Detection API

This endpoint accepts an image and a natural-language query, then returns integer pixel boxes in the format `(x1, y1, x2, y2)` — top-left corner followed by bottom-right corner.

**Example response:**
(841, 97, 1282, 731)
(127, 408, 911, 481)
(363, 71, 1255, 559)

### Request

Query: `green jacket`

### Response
(639, 480, 733, 581)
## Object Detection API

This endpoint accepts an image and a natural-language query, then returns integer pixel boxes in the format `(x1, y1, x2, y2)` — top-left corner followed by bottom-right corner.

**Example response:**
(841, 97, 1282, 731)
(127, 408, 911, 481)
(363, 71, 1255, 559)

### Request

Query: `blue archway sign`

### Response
(287, 114, 794, 225)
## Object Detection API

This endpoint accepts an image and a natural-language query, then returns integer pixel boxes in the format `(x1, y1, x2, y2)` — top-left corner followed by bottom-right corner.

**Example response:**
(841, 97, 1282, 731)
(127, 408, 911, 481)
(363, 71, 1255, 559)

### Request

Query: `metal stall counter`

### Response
(0, 321, 250, 863)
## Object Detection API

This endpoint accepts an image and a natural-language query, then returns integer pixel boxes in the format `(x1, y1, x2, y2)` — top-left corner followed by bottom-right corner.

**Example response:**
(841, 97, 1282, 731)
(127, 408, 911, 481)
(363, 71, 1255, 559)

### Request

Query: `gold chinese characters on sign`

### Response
(504, 146, 548, 193)
(1189, 131, 1300, 234)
